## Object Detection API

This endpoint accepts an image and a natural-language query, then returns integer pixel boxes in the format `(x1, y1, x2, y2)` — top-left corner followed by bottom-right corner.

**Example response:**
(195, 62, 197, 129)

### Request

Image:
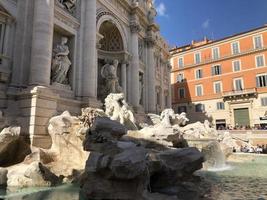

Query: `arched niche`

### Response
(96, 13, 129, 102)
(99, 20, 123, 52)
(96, 12, 128, 51)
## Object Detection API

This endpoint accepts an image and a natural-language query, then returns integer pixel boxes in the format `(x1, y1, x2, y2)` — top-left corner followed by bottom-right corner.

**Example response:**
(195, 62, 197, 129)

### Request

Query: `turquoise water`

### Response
(200, 154, 267, 200)
(1, 154, 267, 200)
(0, 184, 83, 200)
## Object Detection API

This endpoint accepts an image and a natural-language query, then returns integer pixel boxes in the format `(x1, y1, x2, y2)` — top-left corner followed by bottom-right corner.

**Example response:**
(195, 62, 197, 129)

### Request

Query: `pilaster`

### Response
(81, 0, 98, 105)
(29, 0, 54, 86)
(121, 61, 128, 97)
(130, 14, 141, 110)
(146, 35, 156, 113)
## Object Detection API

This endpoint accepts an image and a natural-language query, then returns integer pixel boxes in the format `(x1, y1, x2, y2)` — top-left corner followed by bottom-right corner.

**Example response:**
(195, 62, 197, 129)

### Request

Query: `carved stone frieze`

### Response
(56, 0, 77, 14)
(54, 5, 80, 32)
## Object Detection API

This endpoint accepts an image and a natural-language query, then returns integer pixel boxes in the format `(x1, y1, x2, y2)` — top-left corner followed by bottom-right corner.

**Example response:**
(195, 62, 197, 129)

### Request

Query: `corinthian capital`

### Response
(145, 38, 155, 48)
(130, 23, 141, 33)
(130, 14, 141, 33)
(145, 31, 156, 47)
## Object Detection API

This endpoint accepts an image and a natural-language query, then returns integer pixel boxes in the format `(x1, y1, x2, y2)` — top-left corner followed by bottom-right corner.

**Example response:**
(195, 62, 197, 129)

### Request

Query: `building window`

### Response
(157, 92, 160, 105)
(195, 103, 205, 112)
(176, 73, 184, 83)
(254, 35, 263, 49)
(212, 47, 220, 59)
(232, 60, 241, 72)
(195, 85, 203, 96)
(255, 55, 265, 67)
(194, 52, 201, 64)
(195, 69, 203, 79)
(165, 95, 168, 107)
(217, 102, 225, 110)
(178, 88, 185, 99)
(261, 97, 267, 106)
(211, 65, 222, 76)
(234, 78, 244, 91)
(256, 74, 267, 88)
(178, 57, 184, 68)
(178, 106, 187, 113)
(214, 81, 222, 94)
(0, 23, 6, 54)
(231, 42, 240, 55)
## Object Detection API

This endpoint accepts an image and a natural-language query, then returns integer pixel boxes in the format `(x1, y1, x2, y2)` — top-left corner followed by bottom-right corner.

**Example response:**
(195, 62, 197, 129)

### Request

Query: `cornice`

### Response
(171, 27, 267, 56)
(172, 46, 267, 73)
(54, 4, 80, 30)
(0, 0, 17, 18)
(98, 0, 130, 26)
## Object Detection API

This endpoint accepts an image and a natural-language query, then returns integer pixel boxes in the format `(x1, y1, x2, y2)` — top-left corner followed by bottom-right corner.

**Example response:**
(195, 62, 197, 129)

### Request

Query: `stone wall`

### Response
(0, 0, 171, 148)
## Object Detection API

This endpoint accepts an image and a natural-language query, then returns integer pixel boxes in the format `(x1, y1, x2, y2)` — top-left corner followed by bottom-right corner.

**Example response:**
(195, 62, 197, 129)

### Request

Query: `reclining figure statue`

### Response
(148, 108, 189, 127)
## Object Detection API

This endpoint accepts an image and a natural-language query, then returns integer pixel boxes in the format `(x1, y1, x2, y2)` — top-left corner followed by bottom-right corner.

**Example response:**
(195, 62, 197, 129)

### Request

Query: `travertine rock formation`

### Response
(45, 111, 89, 178)
(181, 120, 218, 139)
(0, 126, 31, 167)
(126, 109, 189, 150)
(0, 168, 7, 186)
(0, 105, 208, 197)
(7, 162, 61, 189)
(80, 116, 204, 199)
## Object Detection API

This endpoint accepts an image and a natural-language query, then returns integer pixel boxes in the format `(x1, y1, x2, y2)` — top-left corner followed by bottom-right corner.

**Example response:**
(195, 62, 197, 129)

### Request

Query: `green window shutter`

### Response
(256, 77, 260, 87)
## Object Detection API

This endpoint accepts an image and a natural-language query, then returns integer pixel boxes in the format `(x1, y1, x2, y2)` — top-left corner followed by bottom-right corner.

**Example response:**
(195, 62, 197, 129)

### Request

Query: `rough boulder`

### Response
(80, 117, 204, 200)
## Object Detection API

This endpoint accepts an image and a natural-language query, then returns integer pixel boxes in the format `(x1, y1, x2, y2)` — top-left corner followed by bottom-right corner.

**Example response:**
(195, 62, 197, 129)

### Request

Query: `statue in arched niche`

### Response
(51, 37, 71, 85)
(101, 59, 122, 95)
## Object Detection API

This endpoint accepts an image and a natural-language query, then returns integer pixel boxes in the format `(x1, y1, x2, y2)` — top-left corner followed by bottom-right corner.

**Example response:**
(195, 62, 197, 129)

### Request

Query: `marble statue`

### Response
(58, 0, 76, 12)
(101, 59, 122, 95)
(132, 0, 139, 6)
(51, 37, 71, 85)
(147, 7, 156, 24)
(173, 112, 189, 126)
(148, 108, 189, 127)
(147, 0, 153, 8)
(104, 93, 137, 130)
(77, 107, 107, 140)
(160, 108, 176, 127)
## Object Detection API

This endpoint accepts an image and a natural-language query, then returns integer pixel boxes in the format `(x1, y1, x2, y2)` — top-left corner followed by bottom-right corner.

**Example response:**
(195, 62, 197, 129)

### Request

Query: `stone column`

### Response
(130, 21, 140, 109)
(167, 63, 172, 108)
(161, 60, 165, 110)
(121, 61, 127, 97)
(82, 0, 97, 99)
(147, 39, 156, 113)
(29, 0, 54, 86)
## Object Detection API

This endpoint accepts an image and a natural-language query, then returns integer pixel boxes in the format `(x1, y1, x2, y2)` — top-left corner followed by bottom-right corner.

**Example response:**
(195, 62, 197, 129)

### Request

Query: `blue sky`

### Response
(154, 0, 267, 48)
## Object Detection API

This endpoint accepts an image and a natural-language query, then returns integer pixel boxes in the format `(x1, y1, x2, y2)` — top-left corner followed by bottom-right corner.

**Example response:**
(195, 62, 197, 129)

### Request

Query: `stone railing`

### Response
(222, 88, 257, 98)
(217, 130, 267, 135)
(218, 130, 267, 145)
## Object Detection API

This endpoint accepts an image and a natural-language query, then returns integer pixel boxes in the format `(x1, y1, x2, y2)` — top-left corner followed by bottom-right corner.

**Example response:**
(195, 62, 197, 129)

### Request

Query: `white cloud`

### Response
(202, 19, 210, 29)
(156, 2, 167, 17)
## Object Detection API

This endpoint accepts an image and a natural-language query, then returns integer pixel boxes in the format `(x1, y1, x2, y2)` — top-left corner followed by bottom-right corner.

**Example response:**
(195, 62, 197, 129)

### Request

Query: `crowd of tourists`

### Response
(218, 124, 267, 130)
(235, 144, 267, 154)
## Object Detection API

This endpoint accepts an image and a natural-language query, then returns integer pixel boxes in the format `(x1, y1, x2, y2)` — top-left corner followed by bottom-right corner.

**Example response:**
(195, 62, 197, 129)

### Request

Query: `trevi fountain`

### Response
(1, 0, 266, 199)
(0, 91, 267, 200)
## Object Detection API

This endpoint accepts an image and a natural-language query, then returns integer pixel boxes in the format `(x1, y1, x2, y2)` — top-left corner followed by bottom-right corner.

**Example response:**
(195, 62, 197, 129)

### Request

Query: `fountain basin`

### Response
(199, 153, 267, 199)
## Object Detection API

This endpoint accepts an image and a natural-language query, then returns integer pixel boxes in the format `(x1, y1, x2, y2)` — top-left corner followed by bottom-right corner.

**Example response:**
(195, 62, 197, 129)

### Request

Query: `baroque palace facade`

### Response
(170, 25, 267, 129)
(0, 0, 171, 147)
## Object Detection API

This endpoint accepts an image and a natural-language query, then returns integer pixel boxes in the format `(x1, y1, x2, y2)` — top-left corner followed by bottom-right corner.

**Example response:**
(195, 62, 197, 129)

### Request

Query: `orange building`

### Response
(170, 25, 267, 129)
